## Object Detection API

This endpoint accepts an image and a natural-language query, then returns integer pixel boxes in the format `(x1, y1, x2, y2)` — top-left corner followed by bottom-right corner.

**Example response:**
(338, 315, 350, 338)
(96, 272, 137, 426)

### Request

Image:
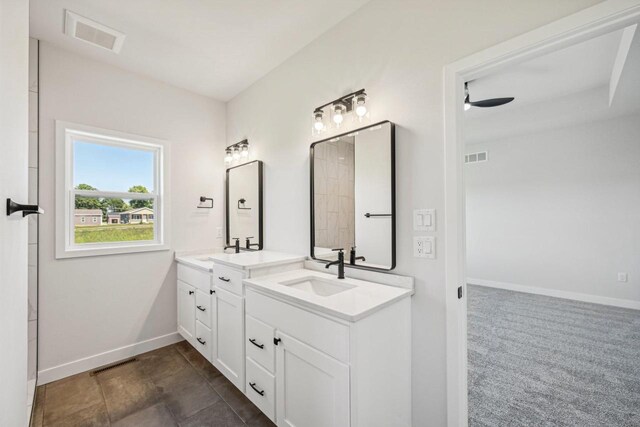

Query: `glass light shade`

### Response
(332, 103, 346, 127)
(241, 144, 249, 158)
(354, 94, 367, 118)
(224, 149, 232, 164)
(232, 147, 240, 160)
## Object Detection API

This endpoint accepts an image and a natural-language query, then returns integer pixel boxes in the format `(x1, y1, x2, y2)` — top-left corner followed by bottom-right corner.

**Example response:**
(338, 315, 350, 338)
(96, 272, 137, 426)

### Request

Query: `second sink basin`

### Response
(279, 276, 355, 297)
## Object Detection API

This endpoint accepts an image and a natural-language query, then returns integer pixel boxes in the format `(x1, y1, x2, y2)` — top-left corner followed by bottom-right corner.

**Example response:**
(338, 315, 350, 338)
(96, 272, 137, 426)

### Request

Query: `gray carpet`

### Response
(467, 285, 640, 427)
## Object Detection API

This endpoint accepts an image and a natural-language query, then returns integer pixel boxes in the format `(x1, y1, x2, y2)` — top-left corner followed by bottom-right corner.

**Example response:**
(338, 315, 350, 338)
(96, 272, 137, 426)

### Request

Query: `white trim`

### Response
(37, 332, 182, 385)
(443, 2, 640, 426)
(55, 120, 171, 258)
(468, 278, 640, 311)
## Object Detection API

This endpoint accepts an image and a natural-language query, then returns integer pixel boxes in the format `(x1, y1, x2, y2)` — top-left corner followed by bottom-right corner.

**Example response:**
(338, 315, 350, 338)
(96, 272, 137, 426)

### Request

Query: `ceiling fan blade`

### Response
(470, 97, 514, 108)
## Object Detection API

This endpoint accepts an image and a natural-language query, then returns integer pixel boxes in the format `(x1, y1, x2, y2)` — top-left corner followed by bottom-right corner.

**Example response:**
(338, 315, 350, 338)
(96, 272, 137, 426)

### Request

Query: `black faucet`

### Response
(325, 248, 345, 279)
(349, 246, 366, 265)
(245, 237, 260, 250)
(225, 237, 240, 254)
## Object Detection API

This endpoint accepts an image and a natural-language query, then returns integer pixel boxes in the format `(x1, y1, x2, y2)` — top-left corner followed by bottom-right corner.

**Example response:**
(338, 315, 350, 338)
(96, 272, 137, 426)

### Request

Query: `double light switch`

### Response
(414, 209, 435, 232)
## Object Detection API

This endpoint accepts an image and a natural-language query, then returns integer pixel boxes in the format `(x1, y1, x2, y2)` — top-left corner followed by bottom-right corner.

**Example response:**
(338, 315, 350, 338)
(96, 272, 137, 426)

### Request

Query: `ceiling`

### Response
(464, 24, 640, 144)
(30, 0, 370, 101)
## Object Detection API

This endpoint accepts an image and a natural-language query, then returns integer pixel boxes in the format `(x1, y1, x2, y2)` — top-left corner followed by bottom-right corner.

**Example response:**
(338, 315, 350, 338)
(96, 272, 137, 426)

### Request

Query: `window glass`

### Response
(73, 140, 155, 192)
(74, 196, 155, 244)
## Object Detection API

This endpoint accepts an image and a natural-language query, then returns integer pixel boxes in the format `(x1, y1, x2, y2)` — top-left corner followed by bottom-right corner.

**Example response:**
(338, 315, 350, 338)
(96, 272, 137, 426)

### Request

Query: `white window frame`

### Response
(55, 121, 171, 258)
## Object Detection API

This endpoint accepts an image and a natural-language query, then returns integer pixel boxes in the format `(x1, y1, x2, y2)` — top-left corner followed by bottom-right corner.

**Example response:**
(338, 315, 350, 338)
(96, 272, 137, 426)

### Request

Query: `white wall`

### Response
(466, 114, 640, 303)
(0, 0, 29, 424)
(37, 43, 227, 382)
(225, 0, 602, 423)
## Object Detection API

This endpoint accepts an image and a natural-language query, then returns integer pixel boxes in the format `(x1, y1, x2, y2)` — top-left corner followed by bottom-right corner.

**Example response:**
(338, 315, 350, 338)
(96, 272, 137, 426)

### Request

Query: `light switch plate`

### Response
(414, 236, 435, 259)
(414, 209, 435, 232)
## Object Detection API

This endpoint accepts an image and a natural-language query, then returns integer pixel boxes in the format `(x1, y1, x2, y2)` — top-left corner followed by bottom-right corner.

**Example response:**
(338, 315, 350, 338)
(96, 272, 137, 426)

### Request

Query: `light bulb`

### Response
(232, 148, 240, 160)
(314, 111, 324, 131)
(241, 144, 249, 158)
(333, 103, 345, 126)
(224, 149, 232, 164)
(355, 94, 367, 118)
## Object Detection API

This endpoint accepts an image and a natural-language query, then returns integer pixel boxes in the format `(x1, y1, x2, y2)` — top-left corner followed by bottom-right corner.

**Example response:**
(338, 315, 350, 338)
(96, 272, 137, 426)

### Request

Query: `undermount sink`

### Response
(279, 276, 355, 297)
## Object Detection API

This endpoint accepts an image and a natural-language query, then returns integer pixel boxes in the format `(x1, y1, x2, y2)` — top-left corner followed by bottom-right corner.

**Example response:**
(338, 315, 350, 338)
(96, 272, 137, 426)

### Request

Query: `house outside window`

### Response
(55, 121, 171, 258)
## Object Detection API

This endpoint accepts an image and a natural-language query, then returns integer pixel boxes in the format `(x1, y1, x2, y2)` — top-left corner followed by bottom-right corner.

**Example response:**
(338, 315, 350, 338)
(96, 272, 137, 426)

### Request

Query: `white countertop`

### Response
(207, 251, 306, 270)
(244, 269, 413, 322)
(175, 254, 216, 272)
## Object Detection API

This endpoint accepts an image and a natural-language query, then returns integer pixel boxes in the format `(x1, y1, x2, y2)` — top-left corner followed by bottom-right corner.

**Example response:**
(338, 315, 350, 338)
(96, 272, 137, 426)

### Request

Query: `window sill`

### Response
(56, 242, 170, 259)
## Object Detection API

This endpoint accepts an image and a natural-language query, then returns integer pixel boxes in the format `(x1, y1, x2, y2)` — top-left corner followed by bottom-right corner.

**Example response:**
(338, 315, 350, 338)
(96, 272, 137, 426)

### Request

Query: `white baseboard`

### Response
(37, 331, 183, 385)
(467, 278, 640, 311)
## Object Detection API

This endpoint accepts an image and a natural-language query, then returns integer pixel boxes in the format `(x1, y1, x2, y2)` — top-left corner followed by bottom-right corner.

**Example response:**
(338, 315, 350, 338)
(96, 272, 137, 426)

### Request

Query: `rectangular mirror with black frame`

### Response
(310, 121, 395, 271)
(226, 160, 263, 251)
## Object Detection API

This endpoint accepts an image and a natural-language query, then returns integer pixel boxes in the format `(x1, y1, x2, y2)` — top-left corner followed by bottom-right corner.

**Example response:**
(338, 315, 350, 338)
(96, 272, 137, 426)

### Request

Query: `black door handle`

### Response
(249, 382, 265, 396)
(197, 337, 206, 345)
(218, 277, 230, 282)
(249, 338, 264, 349)
(188, 290, 194, 295)
(6, 198, 44, 217)
(196, 305, 206, 312)
(210, 289, 216, 295)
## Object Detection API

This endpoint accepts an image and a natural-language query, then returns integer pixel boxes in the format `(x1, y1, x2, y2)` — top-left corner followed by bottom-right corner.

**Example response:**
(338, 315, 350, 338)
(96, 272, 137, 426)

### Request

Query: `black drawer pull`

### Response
(188, 290, 194, 295)
(249, 338, 264, 349)
(249, 382, 265, 396)
(197, 305, 206, 312)
(197, 337, 206, 345)
(218, 276, 230, 282)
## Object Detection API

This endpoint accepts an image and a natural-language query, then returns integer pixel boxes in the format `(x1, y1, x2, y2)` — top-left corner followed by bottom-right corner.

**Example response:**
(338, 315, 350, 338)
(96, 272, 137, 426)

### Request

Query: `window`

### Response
(56, 121, 170, 258)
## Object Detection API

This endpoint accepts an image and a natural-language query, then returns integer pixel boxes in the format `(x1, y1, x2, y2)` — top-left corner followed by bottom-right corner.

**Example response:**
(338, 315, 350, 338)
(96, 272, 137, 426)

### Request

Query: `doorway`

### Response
(444, 2, 640, 426)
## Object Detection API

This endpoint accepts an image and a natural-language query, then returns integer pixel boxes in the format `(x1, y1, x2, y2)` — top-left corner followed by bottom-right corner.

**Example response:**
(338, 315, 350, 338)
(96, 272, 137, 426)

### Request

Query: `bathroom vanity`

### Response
(176, 254, 413, 426)
(175, 251, 305, 390)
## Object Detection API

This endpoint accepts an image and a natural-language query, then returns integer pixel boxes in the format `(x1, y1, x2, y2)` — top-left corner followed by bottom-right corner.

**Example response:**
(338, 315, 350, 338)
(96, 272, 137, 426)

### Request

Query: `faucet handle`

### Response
(331, 248, 344, 253)
(232, 237, 240, 241)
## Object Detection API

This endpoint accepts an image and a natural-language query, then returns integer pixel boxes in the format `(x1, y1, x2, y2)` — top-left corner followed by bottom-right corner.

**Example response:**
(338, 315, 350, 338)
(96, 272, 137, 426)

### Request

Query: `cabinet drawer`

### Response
(246, 289, 350, 363)
(178, 264, 211, 292)
(245, 357, 275, 422)
(194, 320, 212, 362)
(195, 289, 211, 328)
(246, 315, 274, 373)
(213, 264, 244, 295)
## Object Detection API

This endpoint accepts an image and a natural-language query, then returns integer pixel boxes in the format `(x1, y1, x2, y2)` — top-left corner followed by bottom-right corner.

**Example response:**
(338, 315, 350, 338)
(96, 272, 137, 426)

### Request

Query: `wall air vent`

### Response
(64, 10, 125, 53)
(465, 151, 488, 164)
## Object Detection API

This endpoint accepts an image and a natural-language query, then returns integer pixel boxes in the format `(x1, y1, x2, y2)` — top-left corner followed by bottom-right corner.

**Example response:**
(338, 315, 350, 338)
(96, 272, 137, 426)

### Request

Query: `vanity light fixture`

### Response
(311, 89, 369, 134)
(225, 139, 249, 165)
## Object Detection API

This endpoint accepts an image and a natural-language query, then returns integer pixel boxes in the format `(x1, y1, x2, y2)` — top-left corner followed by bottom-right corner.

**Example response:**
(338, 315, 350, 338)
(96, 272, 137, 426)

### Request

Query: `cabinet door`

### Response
(276, 332, 350, 427)
(177, 280, 195, 343)
(214, 287, 244, 390)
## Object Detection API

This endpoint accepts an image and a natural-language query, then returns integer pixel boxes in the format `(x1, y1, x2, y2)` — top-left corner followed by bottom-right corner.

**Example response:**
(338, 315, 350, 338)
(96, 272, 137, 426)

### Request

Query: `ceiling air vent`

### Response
(64, 10, 125, 53)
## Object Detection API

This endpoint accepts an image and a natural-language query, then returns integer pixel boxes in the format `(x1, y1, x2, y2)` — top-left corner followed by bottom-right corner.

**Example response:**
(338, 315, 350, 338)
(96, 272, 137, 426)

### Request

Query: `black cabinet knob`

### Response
(188, 290, 194, 295)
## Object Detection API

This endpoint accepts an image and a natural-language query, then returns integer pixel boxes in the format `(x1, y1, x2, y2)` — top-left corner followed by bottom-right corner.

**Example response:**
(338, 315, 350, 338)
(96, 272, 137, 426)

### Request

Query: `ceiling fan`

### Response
(464, 82, 514, 110)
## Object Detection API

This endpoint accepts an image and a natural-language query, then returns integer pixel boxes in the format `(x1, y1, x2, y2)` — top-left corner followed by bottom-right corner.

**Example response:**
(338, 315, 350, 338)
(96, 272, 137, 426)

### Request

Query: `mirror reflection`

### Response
(226, 160, 263, 251)
(311, 121, 395, 270)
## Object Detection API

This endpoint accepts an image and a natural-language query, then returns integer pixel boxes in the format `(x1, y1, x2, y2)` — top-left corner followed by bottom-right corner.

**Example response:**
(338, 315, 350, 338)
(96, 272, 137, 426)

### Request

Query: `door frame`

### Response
(443, 1, 640, 425)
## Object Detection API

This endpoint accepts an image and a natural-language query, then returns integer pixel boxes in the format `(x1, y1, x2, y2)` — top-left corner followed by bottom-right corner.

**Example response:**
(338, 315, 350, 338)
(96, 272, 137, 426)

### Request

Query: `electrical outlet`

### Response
(216, 227, 223, 238)
(617, 272, 628, 282)
(414, 236, 435, 259)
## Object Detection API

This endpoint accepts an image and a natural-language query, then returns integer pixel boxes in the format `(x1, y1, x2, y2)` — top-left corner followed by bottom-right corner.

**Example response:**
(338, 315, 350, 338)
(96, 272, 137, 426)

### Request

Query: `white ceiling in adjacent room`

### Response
(30, 0, 370, 101)
(465, 24, 640, 144)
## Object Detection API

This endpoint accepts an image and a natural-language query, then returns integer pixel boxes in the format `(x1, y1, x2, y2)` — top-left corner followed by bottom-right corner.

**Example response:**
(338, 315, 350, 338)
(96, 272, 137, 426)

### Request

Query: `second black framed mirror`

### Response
(226, 160, 264, 251)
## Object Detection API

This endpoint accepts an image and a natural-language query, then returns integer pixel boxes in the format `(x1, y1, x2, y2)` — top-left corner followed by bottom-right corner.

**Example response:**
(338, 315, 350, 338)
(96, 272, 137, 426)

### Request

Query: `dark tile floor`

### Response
(30, 341, 276, 427)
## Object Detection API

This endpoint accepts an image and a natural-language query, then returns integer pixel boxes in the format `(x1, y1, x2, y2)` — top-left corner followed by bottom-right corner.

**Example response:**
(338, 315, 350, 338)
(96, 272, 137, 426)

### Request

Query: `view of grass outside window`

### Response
(73, 140, 157, 245)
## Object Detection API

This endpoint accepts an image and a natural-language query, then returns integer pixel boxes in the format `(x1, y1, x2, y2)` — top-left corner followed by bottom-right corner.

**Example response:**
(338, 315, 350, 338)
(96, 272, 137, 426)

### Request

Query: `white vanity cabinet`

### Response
(244, 283, 412, 427)
(176, 252, 307, 393)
